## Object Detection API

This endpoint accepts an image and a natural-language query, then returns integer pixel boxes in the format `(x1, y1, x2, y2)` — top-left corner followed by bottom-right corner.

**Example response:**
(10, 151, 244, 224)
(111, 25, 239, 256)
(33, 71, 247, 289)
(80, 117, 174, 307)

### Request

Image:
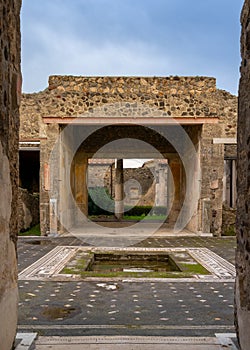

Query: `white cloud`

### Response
(22, 26, 173, 92)
(21, 0, 242, 95)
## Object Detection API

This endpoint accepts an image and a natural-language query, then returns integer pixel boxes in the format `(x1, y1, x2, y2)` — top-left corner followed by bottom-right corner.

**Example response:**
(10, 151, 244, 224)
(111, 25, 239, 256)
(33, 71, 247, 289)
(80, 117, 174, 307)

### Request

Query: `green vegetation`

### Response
(88, 187, 114, 215)
(124, 205, 167, 217)
(124, 205, 152, 216)
(61, 256, 92, 275)
(60, 251, 211, 279)
(78, 271, 197, 278)
(88, 189, 167, 220)
(123, 215, 167, 221)
(222, 224, 236, 236)
(179, 262, 210, 275)
(60, 267, 78, 275)
(19, 224, 41, 236)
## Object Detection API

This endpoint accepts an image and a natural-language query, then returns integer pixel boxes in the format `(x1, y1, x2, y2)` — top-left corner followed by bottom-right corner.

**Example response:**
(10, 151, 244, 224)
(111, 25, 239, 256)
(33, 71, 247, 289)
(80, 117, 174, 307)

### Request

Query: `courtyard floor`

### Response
(16, 232, 239, 349)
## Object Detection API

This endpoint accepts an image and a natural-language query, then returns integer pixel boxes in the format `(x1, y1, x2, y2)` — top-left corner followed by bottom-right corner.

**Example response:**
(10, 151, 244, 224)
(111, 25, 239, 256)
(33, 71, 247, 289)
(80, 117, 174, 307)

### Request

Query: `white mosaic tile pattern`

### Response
(18, 246, 235, 282)
(18, 246, 78, 280)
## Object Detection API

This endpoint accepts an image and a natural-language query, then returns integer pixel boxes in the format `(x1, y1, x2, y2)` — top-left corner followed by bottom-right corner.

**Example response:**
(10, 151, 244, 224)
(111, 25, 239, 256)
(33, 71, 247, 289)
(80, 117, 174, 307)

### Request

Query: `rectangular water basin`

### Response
(87, 252, 180, 274)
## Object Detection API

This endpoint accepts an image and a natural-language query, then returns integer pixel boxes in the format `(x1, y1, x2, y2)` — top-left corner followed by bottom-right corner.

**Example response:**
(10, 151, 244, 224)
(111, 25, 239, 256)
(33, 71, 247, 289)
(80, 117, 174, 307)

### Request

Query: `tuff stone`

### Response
(19, 75, 237, 237)
(0, 0, 21, 349)
(235, 1, 250, 349)
(20, 76, 237, 140)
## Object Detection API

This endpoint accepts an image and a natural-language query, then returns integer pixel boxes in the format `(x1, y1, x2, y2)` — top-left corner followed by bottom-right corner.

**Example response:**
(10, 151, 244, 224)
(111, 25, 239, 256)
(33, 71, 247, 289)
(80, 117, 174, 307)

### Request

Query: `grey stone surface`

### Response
(15, 333, 37, 350)
(17, 237, 236, 340)
(0, 1, 21, 349)
(33, 335, 238, 350)
(235, 1, 250, 349)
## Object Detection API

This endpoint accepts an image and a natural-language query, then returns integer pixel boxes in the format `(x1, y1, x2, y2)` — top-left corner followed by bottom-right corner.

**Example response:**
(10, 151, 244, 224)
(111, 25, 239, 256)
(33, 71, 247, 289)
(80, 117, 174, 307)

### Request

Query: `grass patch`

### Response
(222, 225, 236, 236)
(78, 271, 196, 278)
(123, 215, 167, 221)
(60, 255, 93, 275)
(179, 262, 210, 275)
(89, 215, 167, 221)
(19, 224, 41, 236)
(60, 251, 211, 279)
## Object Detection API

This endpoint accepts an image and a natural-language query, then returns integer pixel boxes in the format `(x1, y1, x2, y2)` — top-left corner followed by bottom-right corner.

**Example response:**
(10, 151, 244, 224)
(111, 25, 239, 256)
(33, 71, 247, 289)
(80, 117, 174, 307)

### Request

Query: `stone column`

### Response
(167, 158, 182, 224)
(56, 125, 77, 233)
(155, 163, 168, 207)
(115, 159, 124, 220)
(74, 153, 88, 223)
(40, 123, 60, 235)
(235, 1, 250, 349)
(199, 124, 224, 236)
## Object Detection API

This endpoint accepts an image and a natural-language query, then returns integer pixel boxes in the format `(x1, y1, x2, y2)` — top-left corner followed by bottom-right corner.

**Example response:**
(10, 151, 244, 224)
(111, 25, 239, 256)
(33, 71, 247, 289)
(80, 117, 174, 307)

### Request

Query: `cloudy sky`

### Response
(21, 0, 244, 95)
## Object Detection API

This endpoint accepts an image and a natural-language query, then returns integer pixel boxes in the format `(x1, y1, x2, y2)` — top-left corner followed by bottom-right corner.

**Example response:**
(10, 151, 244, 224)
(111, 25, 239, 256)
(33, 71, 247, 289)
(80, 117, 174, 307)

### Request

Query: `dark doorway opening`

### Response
(19, 150, 40, 193)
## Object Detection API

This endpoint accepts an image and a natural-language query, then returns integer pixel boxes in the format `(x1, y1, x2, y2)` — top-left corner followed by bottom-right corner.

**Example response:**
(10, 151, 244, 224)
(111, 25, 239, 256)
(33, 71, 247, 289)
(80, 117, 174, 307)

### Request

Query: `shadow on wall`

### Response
(18, 188, 39, 232)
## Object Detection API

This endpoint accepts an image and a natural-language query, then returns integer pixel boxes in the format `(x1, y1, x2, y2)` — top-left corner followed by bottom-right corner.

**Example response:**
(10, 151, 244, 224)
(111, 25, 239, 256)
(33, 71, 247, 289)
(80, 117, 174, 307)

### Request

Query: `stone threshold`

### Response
(15, 333, 37, 350)
(14, 332, 238, 350)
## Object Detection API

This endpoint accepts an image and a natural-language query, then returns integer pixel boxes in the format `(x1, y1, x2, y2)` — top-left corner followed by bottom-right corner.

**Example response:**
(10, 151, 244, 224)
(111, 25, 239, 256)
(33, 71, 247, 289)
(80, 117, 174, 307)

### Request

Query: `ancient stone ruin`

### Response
(0, 0, 21, 348)
(20, 75, 237, 236)
(235, 0, 250, 348)
(1, 1, 250, 349)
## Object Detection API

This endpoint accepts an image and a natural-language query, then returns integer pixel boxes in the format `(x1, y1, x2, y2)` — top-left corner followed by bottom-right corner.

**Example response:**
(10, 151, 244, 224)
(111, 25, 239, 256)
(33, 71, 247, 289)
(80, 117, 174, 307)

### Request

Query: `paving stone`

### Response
(17, 237, 236, 338)
(32, 335, 238, 350)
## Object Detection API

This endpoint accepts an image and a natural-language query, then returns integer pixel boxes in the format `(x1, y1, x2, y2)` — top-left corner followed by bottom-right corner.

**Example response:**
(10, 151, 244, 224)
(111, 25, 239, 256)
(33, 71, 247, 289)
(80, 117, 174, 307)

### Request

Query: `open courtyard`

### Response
(16, 232, 238, 349)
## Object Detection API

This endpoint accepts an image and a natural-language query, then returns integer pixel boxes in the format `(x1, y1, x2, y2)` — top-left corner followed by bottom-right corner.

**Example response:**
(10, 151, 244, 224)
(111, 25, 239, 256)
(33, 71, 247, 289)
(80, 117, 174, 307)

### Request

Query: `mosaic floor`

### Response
(18, 246, 235, 282)
(17, 237, 236, 338)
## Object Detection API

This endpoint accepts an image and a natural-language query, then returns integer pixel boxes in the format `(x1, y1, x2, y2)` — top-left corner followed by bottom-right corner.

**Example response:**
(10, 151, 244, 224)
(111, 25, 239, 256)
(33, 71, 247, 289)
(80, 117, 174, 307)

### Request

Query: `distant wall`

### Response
(235, 1, 250, 349)
(88, 162, 156, 207)
(18, 188, 39, 232)
(0, 0, 21, 348)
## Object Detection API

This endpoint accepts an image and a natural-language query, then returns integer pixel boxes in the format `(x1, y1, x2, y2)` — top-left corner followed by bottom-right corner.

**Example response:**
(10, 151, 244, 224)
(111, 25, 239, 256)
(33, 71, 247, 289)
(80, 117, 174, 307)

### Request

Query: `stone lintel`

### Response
(19, 141, 40, 151)
(213, 138, 237, 144)
(42, 116, 219, 125)
(19, 138, 47, 142)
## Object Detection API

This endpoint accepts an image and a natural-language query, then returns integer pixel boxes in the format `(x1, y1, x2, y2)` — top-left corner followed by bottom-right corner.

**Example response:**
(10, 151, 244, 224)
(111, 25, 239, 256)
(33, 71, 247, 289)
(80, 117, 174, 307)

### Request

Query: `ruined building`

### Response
(0, 0, 21, 348)
(235, 0, 250, 349)
(87, 159, 168, 209)
(20, 75, 237, 236)
(2, 0, 250, 349)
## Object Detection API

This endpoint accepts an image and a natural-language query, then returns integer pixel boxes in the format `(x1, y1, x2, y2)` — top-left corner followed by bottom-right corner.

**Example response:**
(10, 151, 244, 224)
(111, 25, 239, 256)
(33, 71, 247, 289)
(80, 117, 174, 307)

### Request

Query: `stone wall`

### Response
(20, 75, 237, 236)
(88, 161, 156, 207)
(221, 203, 236, 236)
(200, 124, 225, 235)
(123, 166, 155, 206)
(235, 1, 250, 348)
(0, 0, 21, 349)
(20, 76, 237, 140)
(18, 188, 39, 232)
(88, 160, 114, 190)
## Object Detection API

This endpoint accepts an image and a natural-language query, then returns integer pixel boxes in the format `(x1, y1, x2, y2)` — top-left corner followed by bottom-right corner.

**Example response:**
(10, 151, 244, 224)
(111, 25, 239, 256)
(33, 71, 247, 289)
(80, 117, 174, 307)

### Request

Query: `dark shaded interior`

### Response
(19, 150, 40, 193)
